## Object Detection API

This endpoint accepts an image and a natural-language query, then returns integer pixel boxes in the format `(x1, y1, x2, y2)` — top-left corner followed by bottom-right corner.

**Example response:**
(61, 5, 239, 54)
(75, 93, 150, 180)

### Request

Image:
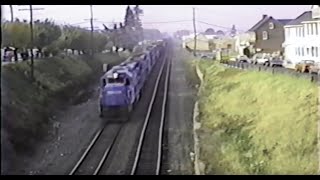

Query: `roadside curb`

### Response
(193, 63, 205, 175)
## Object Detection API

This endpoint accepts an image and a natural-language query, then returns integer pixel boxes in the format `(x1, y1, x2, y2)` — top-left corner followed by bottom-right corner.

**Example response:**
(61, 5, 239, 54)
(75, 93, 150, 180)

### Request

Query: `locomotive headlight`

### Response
(113, 73, 118, 78)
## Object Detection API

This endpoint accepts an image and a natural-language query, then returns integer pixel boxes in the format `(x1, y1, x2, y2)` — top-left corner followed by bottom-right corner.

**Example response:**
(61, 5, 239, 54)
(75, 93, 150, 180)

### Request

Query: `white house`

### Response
(234, 32, 256, 56)
(282, 5, 320, 65)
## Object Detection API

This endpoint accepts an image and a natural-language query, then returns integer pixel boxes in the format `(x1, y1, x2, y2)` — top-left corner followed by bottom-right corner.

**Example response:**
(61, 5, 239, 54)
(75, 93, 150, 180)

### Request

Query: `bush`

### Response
(1, 53, 125, 155)
(196, 62, 318, 174)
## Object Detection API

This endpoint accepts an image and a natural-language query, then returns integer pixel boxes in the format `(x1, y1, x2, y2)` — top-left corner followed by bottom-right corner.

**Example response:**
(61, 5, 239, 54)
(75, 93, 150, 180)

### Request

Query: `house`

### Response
(235, 32, 256, 56)
(248, 15, 292, 54)
(184, 34, 210, 51)
(213, 37, 236, 51)
(282, 5, 320, 65)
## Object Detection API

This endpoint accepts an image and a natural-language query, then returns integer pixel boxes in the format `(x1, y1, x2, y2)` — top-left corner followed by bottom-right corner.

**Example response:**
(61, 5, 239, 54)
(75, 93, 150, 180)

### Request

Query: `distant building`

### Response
(248, 14, 292, 54)
(184, 33, 210, 51)
(282, 5, 320, 65)
(234, 32, 256, 56)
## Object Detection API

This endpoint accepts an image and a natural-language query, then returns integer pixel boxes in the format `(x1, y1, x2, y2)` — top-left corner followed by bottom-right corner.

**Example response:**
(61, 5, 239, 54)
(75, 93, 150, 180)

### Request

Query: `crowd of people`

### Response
(2, 47, 42, 63)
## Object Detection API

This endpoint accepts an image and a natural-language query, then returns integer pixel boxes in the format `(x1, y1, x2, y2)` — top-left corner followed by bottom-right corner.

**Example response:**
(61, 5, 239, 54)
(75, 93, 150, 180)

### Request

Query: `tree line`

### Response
(1, 5, 145, 61)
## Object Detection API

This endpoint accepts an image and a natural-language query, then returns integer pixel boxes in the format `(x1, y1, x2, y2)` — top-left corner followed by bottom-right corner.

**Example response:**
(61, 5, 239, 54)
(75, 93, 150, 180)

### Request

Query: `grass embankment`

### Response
(1, 53, 125, 154)
(188, 60, 318, 174)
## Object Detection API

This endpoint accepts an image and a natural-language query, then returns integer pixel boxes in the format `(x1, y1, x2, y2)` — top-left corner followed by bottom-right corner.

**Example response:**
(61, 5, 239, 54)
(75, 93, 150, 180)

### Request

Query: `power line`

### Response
(94, 19, 192, 25)
(197, 20, 246, 32)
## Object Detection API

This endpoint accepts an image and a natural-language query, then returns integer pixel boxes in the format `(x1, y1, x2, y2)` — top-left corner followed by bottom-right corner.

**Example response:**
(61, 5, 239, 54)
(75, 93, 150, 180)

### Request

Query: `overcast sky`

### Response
(2, 5, 311, 34)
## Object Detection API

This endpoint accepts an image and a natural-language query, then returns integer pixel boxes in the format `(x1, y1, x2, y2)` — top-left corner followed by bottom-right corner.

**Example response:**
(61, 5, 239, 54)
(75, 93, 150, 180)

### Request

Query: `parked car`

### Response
(282, 60, 295, 69)
(295, 60, 315, 73)
(251, 53, 263, 64)
(269, 57, 283, 67)
(256, 53, 271, 66)
(309, 62, 320, 75)
(236, 55, 249, 63)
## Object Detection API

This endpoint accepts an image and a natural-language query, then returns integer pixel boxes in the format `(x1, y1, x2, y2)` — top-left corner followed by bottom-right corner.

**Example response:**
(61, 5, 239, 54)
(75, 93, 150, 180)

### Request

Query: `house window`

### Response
(299, 28, 301, 37)
(312, 47, 315, 57)
(262, 31, 268, 40)
(269, 22, 274, 29)
(302, 47, 304, 56)
(309, 24, 312, 35)
(311, 24, 314, 35)
(315, 47, 318, 57)
(307, 48, 310, 55)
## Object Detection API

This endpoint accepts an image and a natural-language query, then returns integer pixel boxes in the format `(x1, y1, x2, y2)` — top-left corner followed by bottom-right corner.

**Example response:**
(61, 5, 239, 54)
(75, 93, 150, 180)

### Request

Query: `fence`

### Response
(221, 61, 320, 85)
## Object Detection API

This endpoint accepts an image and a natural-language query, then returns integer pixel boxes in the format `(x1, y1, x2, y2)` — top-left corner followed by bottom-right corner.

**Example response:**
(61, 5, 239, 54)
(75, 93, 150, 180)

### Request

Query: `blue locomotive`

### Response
(99, 41, 165, 118)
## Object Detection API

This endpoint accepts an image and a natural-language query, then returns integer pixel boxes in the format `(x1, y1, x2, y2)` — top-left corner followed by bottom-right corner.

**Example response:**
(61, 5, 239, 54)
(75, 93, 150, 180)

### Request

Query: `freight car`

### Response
(99, 42, 166, 119)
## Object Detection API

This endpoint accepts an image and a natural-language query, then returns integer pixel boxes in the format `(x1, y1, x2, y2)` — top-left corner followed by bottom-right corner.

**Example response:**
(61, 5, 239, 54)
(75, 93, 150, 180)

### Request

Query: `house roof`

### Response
(285, 11, 312, 26)
(277, 19, 293, 25)
(248, 16, 293, 31)
(248, 16, 271, 31)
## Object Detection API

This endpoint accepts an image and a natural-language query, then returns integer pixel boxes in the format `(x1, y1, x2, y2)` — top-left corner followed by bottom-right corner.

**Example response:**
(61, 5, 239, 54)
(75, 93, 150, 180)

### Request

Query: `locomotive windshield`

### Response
(108, 77, 125, 84)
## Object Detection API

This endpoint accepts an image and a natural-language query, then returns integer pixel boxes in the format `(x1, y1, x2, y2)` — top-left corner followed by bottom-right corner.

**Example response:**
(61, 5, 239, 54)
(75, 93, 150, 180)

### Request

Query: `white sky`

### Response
(2, 5, 311, 34)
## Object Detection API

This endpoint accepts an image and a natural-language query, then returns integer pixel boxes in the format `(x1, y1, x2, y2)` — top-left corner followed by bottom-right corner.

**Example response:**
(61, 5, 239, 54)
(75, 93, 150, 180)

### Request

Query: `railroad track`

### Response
(129, 54, 171, 175)
(68, 123, 124, 175)
(68, 48, 171, 175)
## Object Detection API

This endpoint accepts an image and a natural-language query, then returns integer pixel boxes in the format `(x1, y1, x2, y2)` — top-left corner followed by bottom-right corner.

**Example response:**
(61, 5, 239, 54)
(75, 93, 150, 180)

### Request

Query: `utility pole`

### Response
(192, 7, 197, 57)
(18, 5, 44, 81)
(318, 86, 320, 175)
(90, 5, 94, 56)
(84, 5, 95, 57)
(9, 5, 14, 22)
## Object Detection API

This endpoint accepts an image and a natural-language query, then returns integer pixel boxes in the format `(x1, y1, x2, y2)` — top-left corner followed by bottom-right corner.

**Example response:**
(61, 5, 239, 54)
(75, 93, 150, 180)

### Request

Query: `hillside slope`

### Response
(194, 61, 317, 174)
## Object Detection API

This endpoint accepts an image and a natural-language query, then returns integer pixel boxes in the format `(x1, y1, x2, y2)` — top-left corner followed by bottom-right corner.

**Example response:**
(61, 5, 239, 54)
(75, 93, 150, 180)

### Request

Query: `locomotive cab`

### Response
(99, 68, 135, 117)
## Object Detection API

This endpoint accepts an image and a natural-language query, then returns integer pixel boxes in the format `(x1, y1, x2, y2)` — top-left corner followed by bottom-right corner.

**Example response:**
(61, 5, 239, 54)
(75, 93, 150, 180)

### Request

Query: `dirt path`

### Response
(165, 48, 197, 175)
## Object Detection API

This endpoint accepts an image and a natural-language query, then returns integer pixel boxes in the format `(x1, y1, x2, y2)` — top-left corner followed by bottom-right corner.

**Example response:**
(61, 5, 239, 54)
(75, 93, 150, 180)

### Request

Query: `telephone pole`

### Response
(18, 5, 44, 81)
(192, 7, 197, 57)
(84, 5, 95, 57)
(90, 5, 94, 56)
(9, 5, 14, 22)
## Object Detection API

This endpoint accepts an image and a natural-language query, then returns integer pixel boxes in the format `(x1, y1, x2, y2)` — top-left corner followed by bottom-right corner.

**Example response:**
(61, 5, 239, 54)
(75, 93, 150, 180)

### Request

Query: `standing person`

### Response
(13, 47, 18, 63)
(3, 47, 8, 62)
(21, 49, 28, 61)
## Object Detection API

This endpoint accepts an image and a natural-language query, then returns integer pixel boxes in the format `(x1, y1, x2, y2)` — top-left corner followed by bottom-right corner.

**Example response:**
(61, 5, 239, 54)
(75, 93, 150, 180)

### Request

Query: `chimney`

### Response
(262, 14, 267, 19)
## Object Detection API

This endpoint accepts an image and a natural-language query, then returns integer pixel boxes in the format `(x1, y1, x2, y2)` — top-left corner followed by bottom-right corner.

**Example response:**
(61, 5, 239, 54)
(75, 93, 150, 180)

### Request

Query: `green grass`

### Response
(1, 53, 125, 154)
(179, 48, 200, 87)
(194, 61, 318, 174)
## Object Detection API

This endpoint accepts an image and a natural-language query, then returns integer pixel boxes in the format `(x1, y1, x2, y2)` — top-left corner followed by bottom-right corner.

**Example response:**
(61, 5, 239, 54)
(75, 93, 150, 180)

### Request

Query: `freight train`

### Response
(99, 40, 167, 118)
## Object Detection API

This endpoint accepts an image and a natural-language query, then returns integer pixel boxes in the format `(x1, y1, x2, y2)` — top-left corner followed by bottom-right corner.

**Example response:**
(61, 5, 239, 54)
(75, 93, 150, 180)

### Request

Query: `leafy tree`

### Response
(1, 21, 30, 48)
(133, 5, 143, 42)
(60, 25, 82, 54)
(93, 32, 109, 52)
(33, 19, 62, 56)
(124, 6, 135, 28)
